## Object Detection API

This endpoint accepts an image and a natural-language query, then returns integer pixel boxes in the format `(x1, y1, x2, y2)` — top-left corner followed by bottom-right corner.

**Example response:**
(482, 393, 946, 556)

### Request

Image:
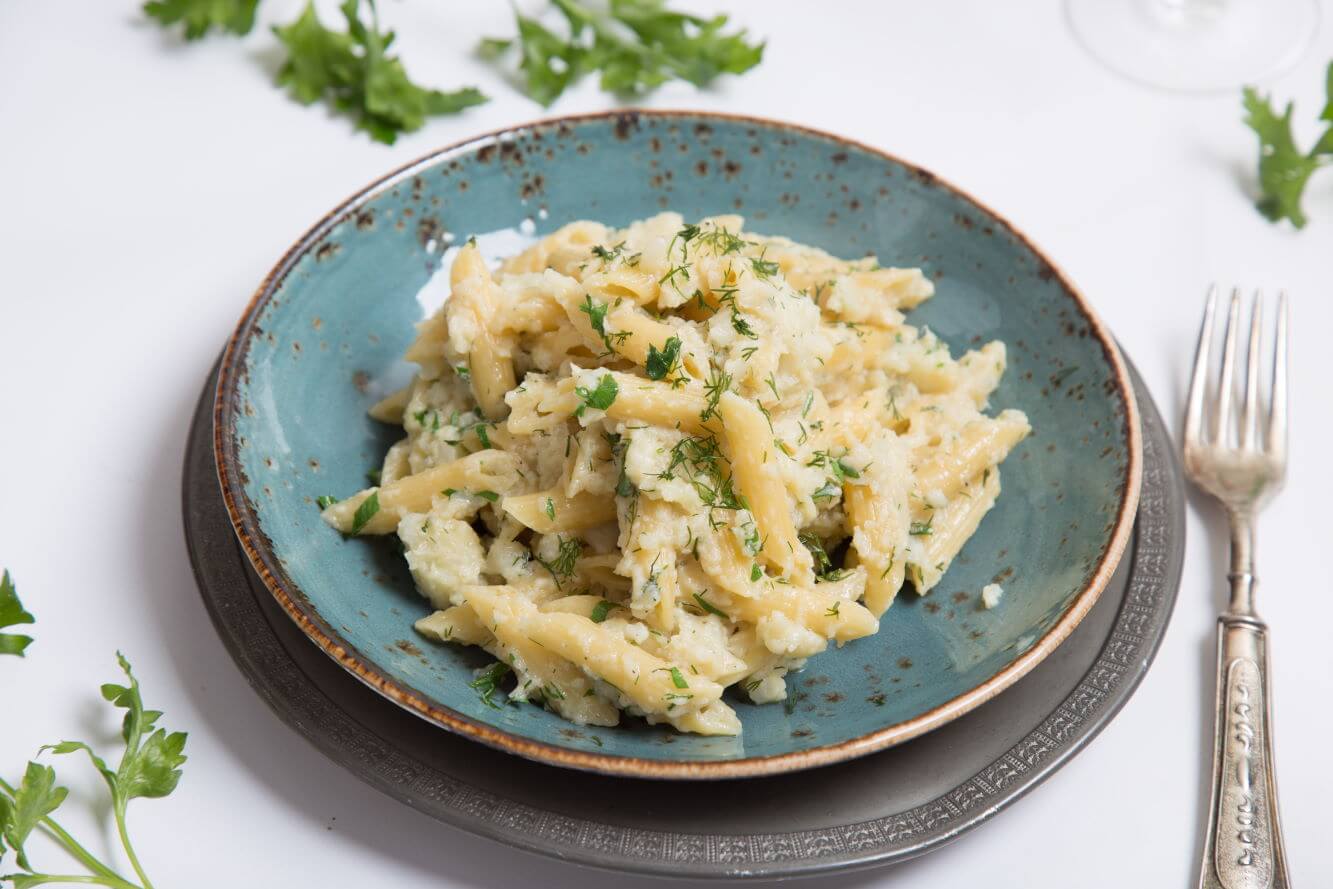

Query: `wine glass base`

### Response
(1066, 0, 1322, 93)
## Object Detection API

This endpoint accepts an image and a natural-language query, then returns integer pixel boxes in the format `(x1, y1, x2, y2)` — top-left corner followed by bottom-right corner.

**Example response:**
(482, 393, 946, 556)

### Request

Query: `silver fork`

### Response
(1184, 286, 1290, 889)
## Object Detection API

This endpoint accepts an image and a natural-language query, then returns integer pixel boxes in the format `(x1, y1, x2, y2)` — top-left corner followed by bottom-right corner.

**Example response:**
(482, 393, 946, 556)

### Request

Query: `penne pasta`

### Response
(317, 213, 1030, 737)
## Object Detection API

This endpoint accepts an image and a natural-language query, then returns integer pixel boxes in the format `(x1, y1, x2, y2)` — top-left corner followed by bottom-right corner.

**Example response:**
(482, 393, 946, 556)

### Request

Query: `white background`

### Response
(2, 2, 1332, 887)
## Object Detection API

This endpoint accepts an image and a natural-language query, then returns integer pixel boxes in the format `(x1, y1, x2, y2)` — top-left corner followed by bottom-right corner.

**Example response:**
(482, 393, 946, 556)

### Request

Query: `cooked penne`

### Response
(318, 213, 1029, 736)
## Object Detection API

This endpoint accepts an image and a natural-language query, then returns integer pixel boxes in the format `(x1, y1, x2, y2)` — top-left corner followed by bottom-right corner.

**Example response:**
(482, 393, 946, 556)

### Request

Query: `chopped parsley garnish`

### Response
(473, 423, 494, 449)
(750, 563, 763, 582)
(692, 591, 729, 619)
(454, 362, 471, 380)
(544, 497, 557, 520)
(579, 294, 609, 336)
(469, 662, 513, 708)
(476, 490, 500, 502)
(668, 666, 689, 689)
(645, 335, 682, 381)
(575, 373, 619, 416)
(590, 600, 617, 623)
(350, 491, 380, 534)
(578, 294, 631, 354)
(909, 516, 935, 536)
(316, 495, 338, 510)
(808, 450, 861, 482)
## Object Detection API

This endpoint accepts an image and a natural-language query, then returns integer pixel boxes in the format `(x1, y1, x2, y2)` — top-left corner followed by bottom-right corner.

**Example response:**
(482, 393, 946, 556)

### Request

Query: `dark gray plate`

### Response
(183, 358, 1183, 880)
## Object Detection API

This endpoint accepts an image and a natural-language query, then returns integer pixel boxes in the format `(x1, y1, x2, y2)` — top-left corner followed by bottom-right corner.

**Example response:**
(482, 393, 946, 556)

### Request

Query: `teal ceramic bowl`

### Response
(215, 111, 1141, 779)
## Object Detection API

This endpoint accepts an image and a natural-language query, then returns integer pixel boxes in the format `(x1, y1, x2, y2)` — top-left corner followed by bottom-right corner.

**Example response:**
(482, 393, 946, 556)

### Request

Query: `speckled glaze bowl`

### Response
(214, 111, 1141, 779)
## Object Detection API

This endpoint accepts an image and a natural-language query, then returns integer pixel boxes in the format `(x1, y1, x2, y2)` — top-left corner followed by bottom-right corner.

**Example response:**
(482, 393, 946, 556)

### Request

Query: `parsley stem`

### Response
(0, 876, 141, 888)
(0, 778, 126, 883)
(113, 802, 154, 889)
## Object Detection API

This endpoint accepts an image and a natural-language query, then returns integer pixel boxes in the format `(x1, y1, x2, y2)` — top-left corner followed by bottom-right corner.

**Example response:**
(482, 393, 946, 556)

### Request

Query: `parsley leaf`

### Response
(486, 0, 765, 107)
(575, 373, 619, 416)
(590, 600, 617, 623)
(1, 763, 68, 871)
(1242, 64, 1333, 229)
(0, 570, 34, 657)
(274, 1, 487, 145)
(1, 653, 188, 888)
(143, 0, 258, 40)
(645, 335, 682, 381)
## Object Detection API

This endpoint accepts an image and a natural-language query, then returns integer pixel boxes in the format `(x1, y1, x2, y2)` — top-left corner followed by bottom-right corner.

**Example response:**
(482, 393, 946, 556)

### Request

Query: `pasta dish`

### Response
(319, 213, 1030, 736)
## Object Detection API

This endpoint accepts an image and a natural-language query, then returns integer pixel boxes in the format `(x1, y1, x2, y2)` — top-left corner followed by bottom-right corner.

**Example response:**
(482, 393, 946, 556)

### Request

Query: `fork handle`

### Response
(1197, 617, 1290, 889)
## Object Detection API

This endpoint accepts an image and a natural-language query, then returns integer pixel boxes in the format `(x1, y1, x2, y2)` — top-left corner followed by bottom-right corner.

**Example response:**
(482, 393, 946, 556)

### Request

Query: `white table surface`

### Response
(3, 2, 1331, 887)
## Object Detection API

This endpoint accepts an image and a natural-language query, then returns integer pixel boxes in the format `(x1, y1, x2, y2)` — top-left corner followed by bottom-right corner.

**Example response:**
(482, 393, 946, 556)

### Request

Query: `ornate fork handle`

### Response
(1198, 606, 1290, 889)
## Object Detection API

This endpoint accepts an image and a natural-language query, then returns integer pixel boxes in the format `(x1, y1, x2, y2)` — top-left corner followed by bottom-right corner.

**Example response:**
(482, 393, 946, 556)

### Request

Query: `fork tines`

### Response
(1184, 285, 1288, 458)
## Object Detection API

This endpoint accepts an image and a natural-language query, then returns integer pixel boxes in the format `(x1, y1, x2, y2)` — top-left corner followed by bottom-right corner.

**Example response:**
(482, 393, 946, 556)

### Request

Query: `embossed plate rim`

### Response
(186, 354, 1182, 879)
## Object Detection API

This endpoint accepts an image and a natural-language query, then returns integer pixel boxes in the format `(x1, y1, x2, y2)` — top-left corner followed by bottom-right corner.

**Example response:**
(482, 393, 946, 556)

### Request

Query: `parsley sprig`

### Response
(273, 1, 487, 145)
(1, 653, 187, 889)
(0, 570, 34, 657)
(146, 1, 764, 143)
(1242, 62, 1333, 229)
(144, 0, 258, 39)
(485, 0, 764, 107)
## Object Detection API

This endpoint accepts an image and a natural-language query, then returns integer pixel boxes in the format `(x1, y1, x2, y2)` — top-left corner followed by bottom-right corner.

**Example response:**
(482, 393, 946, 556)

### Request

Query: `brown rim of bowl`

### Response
(213, 109, 1143, 780)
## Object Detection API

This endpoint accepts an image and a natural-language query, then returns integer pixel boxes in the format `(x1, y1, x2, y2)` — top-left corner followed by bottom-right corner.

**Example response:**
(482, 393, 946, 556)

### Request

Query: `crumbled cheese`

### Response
(925, 488, 948, 509)
(982, 583, 1004, 609)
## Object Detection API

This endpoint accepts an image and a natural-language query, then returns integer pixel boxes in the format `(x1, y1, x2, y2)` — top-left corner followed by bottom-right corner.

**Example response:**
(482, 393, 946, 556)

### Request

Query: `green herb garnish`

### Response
(271, 0, 488, 145)
(476, 490, 501, 502)
(749, 563, 762, 583)
(750, 255, 780, 278)
(316, 495, 338, 510)
(590, 600, 617, 623)
(909, 516, 935, 536)
(484, 0, 764, 107)
(469, 662, 513, 709)
(350, 491, 380, 534)
(692, 591, 729, 620)
(575, 374, 619, 416)
(544, 498, 557, 521)
(143, 0, 258, 40)
(0, 653, 187, 889)
(645, 336, 682, 381)
(0, 570, 34, 657)
(700, 367, 731, 423)
(1241, 64, 1333, 229)
(537, 536, 584, 587)
(668, 667, 688, 689)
